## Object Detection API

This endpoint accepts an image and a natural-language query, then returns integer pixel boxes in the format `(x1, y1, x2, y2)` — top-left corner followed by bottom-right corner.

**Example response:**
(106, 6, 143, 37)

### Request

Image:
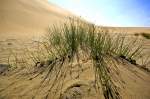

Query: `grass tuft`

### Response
(141, 32, 150, 39)
(9, 18, 148, 99)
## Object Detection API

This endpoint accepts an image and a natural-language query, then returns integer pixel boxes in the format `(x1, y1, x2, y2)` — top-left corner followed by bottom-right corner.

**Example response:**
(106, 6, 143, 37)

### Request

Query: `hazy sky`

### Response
(49, 0, 150, 27)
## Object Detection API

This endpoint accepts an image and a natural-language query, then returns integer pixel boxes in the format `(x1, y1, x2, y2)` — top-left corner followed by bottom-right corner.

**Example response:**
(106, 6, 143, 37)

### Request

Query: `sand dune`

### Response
(0, 0, 149, 38)
(0, 0, 72, 64)
(0, 0, 150, 99)
(0, 0, 71, 39)
(101, 27, 150, 34)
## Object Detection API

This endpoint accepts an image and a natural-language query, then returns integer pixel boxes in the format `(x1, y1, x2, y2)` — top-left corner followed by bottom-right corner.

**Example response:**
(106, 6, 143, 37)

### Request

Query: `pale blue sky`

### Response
(49, 0, 150, 27)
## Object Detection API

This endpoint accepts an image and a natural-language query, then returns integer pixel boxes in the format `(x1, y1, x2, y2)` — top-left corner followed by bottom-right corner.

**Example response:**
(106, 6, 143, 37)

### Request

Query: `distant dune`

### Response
(0, 0, 71, 39)
(103, 27, 150, 34)
(0, 0, 150, 37)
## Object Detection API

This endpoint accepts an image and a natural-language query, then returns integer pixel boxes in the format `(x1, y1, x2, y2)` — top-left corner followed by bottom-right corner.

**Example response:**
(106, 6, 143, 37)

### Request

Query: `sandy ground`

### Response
(0, 0, 72, 63)
(0, 0, 150, 99)
(0, 56, 150, 99)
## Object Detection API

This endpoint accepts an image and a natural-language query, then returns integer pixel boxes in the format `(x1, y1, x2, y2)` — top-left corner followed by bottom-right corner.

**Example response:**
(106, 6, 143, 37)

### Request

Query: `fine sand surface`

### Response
(0, 0, 150, 99)
(0, 58, 150, 99)
(0, 0, 71, 35)
(0, 0, 72, 64)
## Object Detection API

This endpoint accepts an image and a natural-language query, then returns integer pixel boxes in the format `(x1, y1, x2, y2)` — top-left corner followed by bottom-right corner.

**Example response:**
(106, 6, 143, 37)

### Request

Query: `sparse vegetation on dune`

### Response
(141, 32, 150, 39)
(5, 18, 149, 99)
(134, 32, 150, 39)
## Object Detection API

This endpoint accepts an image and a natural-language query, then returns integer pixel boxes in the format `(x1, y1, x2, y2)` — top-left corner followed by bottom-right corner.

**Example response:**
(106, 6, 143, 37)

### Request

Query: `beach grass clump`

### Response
(141, 32, 150, 39)
(44, 19, 124, 99)
(134, 33, 140, 36)
(86, 30, 121, 99)
(11, 18, 146, 99)
(110, 34, 143, 65)
(37, 18, 144, 99)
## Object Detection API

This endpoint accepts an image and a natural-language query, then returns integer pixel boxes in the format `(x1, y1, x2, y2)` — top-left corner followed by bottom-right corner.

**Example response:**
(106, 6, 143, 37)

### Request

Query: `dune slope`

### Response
(0, 0, 72, 63)
(0, 0, 71, 35)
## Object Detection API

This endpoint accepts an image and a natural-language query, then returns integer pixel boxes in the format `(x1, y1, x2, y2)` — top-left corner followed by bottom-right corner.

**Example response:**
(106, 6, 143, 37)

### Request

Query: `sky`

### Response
(49, 0, 150, 27)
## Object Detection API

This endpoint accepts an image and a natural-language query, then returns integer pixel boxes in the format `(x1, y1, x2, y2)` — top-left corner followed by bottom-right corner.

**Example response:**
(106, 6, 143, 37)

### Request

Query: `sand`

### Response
(0, 0, 150, 99)
(0, 0, 71, 35)
(0, 0, 72, 63)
